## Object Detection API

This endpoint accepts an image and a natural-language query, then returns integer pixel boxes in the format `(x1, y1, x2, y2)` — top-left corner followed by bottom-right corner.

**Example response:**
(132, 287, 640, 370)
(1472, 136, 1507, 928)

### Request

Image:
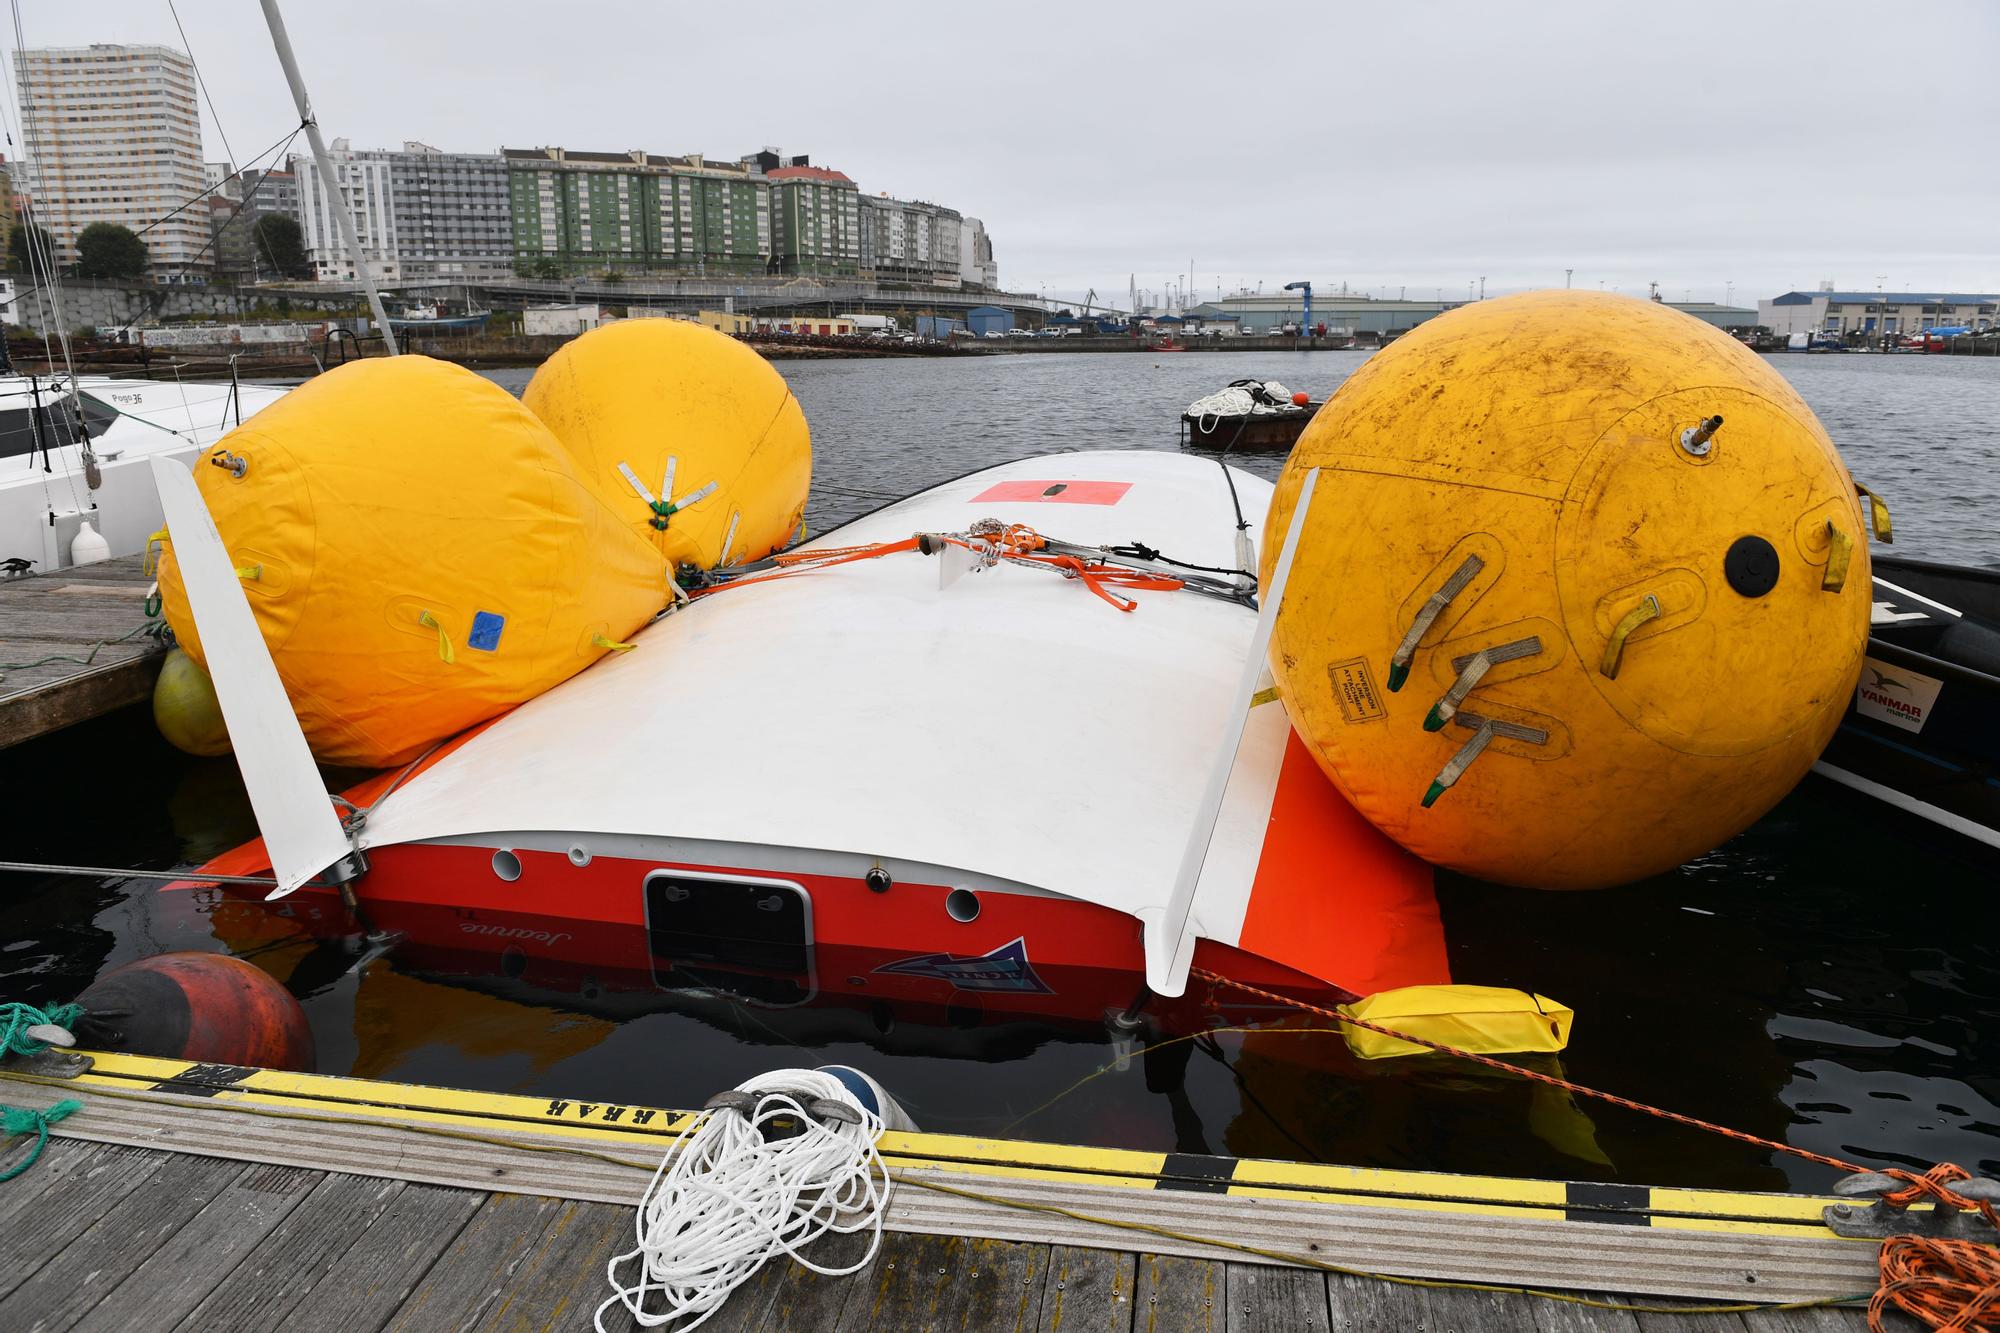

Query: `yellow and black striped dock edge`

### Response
(12, 1049, 1858, 1246)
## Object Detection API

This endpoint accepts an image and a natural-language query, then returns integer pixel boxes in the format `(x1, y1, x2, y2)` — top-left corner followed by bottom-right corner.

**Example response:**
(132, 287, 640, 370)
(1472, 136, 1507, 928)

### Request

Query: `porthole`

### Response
(945, 888, 980, 923)
(492, 849, 522, 882)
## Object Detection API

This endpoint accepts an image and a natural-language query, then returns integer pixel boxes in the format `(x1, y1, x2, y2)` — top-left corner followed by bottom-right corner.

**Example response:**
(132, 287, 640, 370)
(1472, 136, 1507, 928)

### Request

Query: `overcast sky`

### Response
(12, 1, 1996, 307)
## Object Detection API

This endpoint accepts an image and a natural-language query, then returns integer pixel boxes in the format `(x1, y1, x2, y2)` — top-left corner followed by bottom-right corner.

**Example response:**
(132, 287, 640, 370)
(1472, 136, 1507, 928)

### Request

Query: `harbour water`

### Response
(3, 349, 1995, 1193)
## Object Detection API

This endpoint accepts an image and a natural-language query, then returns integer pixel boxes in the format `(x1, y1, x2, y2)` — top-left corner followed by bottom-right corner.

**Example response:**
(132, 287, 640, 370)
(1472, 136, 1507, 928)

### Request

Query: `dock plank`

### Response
(837, 1229, 960, 1330)
(71, 1162, 319, 1332)
(1626, 1292, 1750, 1332)
(0, 1143, 174, 1305)
(475, 1198, 629, 1332)
(933, 1234, 1049, 1330)
(1740, 1305, 1872, 1331)
(1224, 1262, 1329, 1333)
(383, 1191, 566, 1333)
(1528, 1288, 1642, 1332)
(762, 1226, 876, 1328)
(276, 1180, 485, 1332)
(1418, 1281, 1565, 1332)
(1133, 1253, 1223, 1333)
(0, 554, 165, 746)
(0, 1150, 246, 1329)
(0, 1139, 127, 1233)
(1036, 1244, 1136, 1332)
(592, 1229, 803, 1333)
(167, 1173, 407, 1332)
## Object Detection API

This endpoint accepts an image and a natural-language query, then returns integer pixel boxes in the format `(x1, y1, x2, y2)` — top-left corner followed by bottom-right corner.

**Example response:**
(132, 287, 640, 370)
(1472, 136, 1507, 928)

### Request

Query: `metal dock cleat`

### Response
(1823, 1167, 2000, 1240)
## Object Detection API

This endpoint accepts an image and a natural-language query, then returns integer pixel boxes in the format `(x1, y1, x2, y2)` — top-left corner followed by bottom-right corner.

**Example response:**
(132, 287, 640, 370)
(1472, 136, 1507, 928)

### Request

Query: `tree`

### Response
(250, 214, 311, 280)
(74, 222, 148, 279)
(7, 219, 57, 274)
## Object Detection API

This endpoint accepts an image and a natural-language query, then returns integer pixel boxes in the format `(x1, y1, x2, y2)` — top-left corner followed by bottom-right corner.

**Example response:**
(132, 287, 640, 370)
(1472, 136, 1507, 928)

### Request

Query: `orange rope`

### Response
(689, 537, 922, 598)
(1873, 1238, 2000, 1332)
(1191, 967, 1999, 1331)
(693, 530, 1184, 611)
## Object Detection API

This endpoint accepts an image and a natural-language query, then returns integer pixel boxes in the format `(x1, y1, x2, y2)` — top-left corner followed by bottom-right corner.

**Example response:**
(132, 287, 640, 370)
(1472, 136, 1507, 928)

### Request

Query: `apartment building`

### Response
(504, 147, 772, 276)
(12, 44, 207, 276)
(859, 193, 961, 285)
(294, 140, 511, 282)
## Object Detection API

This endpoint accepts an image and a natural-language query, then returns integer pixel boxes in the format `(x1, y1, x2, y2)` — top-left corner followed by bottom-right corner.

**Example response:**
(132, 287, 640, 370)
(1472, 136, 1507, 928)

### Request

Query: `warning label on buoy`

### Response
(1329, 658, 1387, 724)
(1854, 657, 1942, 734)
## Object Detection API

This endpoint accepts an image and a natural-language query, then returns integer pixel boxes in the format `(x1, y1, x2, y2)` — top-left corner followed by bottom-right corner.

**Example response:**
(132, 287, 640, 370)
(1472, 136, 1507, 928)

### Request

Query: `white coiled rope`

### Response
(1184, 381, 1296, 430)
(595, 1069, 891, 1331)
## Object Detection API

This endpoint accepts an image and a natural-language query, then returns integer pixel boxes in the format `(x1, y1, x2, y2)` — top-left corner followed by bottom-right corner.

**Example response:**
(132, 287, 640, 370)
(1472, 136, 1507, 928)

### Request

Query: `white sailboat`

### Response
(0, 370, 289, 574)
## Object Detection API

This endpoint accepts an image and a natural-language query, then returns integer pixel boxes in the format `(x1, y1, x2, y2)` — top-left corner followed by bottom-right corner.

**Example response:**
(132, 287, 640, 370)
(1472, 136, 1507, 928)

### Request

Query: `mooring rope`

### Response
(1192, 967, 1999, 1332)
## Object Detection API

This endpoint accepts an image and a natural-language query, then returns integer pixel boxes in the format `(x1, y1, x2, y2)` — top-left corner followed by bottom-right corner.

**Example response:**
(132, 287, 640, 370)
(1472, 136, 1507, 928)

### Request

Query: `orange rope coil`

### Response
(1873, 1237, 2000, 1332)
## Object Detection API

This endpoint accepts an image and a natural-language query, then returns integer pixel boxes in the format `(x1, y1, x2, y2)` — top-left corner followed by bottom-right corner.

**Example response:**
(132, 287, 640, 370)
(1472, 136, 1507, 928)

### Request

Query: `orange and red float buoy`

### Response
(72, 953, 314, 1071)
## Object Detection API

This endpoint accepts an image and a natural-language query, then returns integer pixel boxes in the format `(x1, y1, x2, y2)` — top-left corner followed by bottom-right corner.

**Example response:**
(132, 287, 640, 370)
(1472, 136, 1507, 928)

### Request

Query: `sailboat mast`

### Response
(257, 0, 398, 355)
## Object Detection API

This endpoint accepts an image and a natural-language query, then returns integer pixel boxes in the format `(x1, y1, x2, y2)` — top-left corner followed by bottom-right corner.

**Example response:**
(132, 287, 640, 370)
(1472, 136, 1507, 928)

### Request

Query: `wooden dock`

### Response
(0, 553, 163, 748)
(0, 1051, 1890, 1331)
(0, 1136, 1885, 1332)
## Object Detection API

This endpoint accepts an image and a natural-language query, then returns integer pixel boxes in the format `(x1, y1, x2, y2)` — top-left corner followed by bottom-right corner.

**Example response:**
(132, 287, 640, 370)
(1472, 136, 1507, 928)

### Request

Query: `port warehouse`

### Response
(1203, 292, 1759, 336)
(1757, 288, 2000, 337)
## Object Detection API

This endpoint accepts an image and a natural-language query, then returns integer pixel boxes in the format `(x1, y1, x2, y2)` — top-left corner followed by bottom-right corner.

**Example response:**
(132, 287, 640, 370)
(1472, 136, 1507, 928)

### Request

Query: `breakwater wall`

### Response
(5, 277, 350, 336)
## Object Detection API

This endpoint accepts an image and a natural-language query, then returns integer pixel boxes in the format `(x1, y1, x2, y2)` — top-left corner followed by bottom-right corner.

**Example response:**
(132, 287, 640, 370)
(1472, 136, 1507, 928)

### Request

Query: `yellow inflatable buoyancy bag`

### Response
(1264, 291, 1872, 889)
(522, 319, 810, 570)
(157, 356, 669, 768)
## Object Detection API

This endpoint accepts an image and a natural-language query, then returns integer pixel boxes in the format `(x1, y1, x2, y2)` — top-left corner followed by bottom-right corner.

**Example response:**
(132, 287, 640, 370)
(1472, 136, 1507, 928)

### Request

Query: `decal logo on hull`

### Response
(1854, 655, 1944, 734)
(874, 937, 1054, 994)
(970, 480, 1132, 507)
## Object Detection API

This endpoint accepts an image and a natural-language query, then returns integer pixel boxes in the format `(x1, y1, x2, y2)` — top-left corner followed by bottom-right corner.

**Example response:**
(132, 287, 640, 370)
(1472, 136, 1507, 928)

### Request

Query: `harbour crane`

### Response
(1284, 280, 1313, 337)
(1055, 288, 1127, 317)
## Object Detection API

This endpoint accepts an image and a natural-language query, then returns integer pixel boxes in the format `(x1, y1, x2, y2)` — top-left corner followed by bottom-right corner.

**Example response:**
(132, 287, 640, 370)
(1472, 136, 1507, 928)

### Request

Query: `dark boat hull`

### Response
(1814, 556, 2000, 850)
(1180, 406, 1318, 453)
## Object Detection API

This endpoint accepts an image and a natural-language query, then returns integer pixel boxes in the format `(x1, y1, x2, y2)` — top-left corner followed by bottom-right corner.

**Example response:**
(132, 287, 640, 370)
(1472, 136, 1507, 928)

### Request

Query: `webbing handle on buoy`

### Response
(1388, 553, 1484, 692)
(1424, 636, 1541, 732)
(1853, 481, 1894, 542)
(1599, 594, 1660, 679)
(142, 528, 167, 576)
(234, 564, 262, 583)
(591, 633, 637, 652)
(1822, 521, 1854, 593)
(417, 610, 455, 664)
(1422, 721, 1494, 808)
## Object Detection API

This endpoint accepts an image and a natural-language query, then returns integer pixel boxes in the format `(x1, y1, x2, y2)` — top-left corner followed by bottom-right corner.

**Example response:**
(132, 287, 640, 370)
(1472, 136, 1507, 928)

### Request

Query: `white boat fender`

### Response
(596, 1067, 896, 1332)
(69, 520, 110, 567)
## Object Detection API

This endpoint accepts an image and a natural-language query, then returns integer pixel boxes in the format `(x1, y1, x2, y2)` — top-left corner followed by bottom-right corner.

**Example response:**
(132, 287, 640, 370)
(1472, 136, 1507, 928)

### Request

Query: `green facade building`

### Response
(504, 148, 773, 276)
(765, 164, 861, 277)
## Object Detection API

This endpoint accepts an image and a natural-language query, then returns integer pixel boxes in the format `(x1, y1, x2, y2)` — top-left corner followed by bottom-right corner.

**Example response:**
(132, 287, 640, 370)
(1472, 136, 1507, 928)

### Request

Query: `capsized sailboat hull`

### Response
(192, 451, 1455, 1028)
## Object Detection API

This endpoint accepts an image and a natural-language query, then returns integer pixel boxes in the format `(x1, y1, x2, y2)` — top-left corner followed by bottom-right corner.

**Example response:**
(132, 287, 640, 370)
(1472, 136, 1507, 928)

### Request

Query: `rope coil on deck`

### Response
(595, 1068, 889, 1332)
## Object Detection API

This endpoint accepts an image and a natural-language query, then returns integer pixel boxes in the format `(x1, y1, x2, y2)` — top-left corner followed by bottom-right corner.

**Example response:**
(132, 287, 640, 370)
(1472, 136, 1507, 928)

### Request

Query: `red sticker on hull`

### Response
(971, 480, 1132, 505)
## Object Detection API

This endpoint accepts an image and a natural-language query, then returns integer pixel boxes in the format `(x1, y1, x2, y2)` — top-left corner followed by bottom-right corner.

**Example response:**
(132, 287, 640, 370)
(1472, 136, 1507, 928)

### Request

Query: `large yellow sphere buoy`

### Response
(157, 356, 667, 768)
(153, 647, 231, 756)
(522, 319, 810, 569)
(1265, 291, 1871, 888)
